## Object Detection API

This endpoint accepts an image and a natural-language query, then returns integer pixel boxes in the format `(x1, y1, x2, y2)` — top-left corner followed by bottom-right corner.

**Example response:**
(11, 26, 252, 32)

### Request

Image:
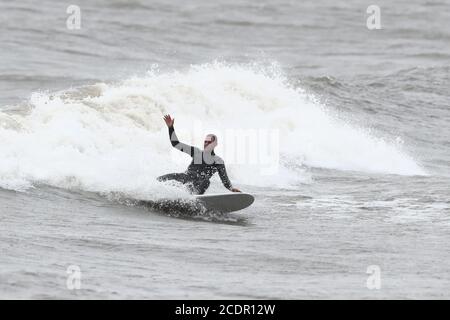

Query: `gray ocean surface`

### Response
(0, 0, 449, 299)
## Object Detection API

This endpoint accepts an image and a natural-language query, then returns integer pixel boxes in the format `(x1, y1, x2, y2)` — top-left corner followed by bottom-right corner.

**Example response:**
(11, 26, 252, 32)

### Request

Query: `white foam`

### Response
(0, 62, 426, 194)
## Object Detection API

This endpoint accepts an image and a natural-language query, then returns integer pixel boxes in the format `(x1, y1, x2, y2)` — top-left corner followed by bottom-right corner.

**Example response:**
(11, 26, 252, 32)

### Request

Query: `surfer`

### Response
(157, 114, 241, 195)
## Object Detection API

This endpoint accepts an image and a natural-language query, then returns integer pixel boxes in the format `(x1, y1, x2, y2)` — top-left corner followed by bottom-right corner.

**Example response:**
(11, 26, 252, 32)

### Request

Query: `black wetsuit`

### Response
(157, 126, 233, 194)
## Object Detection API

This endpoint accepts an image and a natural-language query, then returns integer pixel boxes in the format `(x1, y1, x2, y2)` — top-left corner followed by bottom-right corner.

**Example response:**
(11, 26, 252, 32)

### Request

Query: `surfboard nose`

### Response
(195, 193, 255, 213)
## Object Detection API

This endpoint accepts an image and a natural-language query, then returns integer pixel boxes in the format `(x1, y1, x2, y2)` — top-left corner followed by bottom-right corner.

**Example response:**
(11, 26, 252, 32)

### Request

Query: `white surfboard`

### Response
(195, 192, 254, 213)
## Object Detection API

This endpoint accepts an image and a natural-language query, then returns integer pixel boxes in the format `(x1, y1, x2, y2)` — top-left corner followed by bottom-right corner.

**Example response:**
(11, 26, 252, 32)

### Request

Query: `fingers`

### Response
(163, 114, 174, 127)
(163, 115, 171, 123)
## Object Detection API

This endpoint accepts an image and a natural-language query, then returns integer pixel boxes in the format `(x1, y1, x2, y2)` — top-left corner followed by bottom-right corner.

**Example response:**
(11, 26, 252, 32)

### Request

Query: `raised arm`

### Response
(163, 114, 197, 157)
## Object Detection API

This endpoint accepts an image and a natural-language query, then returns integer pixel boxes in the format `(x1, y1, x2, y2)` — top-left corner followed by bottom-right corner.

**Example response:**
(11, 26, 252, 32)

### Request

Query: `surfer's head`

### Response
(204, 134, 217, 151)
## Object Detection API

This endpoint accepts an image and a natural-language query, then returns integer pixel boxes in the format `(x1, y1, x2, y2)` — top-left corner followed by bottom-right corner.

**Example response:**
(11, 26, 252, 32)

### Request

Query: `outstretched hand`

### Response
(231, 187, 241, 193)
(163, 114, 174, 128)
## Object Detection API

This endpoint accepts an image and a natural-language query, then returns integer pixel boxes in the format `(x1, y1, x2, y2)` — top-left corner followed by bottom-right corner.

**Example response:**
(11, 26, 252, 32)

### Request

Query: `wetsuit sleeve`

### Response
(216, 163, 232, 190)
(168, 126, 197, 157)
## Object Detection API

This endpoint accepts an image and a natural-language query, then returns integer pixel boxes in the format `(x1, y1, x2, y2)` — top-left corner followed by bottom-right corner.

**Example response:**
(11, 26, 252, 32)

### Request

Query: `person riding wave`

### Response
(157, 114, 241, 195)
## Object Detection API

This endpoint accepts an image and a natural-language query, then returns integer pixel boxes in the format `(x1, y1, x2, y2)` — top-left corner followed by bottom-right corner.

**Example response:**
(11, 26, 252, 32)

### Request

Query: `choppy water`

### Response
(0, 0, 449, 299)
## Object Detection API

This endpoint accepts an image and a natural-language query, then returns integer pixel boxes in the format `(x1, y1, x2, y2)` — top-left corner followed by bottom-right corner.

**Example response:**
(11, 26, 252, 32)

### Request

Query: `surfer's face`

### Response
(204, 134, 217, 150)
